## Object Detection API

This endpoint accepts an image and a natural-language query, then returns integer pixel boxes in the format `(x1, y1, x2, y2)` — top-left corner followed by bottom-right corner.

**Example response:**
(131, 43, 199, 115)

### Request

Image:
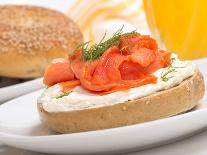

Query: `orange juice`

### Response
(144, 0, 207, 60)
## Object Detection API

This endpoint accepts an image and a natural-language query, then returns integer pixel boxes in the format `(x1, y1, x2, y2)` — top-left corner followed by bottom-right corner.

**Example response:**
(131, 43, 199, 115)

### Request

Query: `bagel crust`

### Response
(37, 71, 205, 133)
(0, 5, 83, 78)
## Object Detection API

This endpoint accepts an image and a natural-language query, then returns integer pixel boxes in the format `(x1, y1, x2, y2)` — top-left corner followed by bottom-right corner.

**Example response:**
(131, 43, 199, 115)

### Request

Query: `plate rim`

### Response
(0, 78, 43, 91)
(0, 105, 206, 140)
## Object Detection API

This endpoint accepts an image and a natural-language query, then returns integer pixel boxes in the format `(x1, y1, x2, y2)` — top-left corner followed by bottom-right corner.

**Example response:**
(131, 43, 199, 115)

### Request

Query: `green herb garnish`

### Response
(122, 29, 138, 37)
(82, 27, 123, 61)
(161, 68, 176, 82)
(70, 41, 91, 60)
(161, 59, 185, 82)
(71, 26, 138, 61)
(55, 91, 72, 99)
(120, 45, 130, 53)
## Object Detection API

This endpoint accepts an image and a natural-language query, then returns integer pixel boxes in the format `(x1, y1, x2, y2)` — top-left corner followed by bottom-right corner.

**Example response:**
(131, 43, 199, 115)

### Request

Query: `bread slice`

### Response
(37, 71, 205, 133)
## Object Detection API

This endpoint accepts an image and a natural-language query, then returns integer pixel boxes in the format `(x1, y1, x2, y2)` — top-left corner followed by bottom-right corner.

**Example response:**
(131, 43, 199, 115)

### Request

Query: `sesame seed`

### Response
(122, 106, 127, 111)
(145, 100, 150, 104)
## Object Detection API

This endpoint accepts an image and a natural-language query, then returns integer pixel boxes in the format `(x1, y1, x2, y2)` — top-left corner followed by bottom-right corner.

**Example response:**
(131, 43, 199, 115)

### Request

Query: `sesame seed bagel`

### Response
(0, 5, 83, 78)
(37, 71, 205, 133)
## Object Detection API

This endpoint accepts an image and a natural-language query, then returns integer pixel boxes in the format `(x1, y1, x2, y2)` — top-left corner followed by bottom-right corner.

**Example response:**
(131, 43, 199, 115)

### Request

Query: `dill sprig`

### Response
(161, 68, 176, 82)
(70, 41, 90, 60)
(82, 27, 123, 61)
(55, 91, 72, 99)
(71, 26, 138, 61)
(122, 29, 138, 37)
(161, 59, 185, 82)
(120, 45, 130, 53)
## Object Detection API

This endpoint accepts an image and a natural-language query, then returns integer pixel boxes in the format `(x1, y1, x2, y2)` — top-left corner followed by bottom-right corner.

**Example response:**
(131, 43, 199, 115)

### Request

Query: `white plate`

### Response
(0, 78, 44, 103)
(0, 59, 206, 154)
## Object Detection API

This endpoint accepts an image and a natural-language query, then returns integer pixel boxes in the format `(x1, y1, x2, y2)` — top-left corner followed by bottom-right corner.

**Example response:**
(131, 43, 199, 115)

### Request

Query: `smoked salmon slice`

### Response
(58, 80, 80, 92)
(43, 58, 75, 87)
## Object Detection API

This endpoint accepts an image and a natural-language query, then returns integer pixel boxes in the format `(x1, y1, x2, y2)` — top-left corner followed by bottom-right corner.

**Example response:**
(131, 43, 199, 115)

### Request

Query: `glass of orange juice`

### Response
(143, 0, 207, 60)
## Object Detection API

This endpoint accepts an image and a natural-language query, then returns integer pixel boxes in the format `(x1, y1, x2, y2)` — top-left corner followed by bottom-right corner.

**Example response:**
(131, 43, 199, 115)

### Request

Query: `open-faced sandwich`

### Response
(37, 29, 205, 133)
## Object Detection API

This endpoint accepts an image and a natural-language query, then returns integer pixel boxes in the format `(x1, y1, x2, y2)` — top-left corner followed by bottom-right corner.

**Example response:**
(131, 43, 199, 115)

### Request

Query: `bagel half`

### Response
(37, 71, 205, 133)
(0, 5, 83, 78)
